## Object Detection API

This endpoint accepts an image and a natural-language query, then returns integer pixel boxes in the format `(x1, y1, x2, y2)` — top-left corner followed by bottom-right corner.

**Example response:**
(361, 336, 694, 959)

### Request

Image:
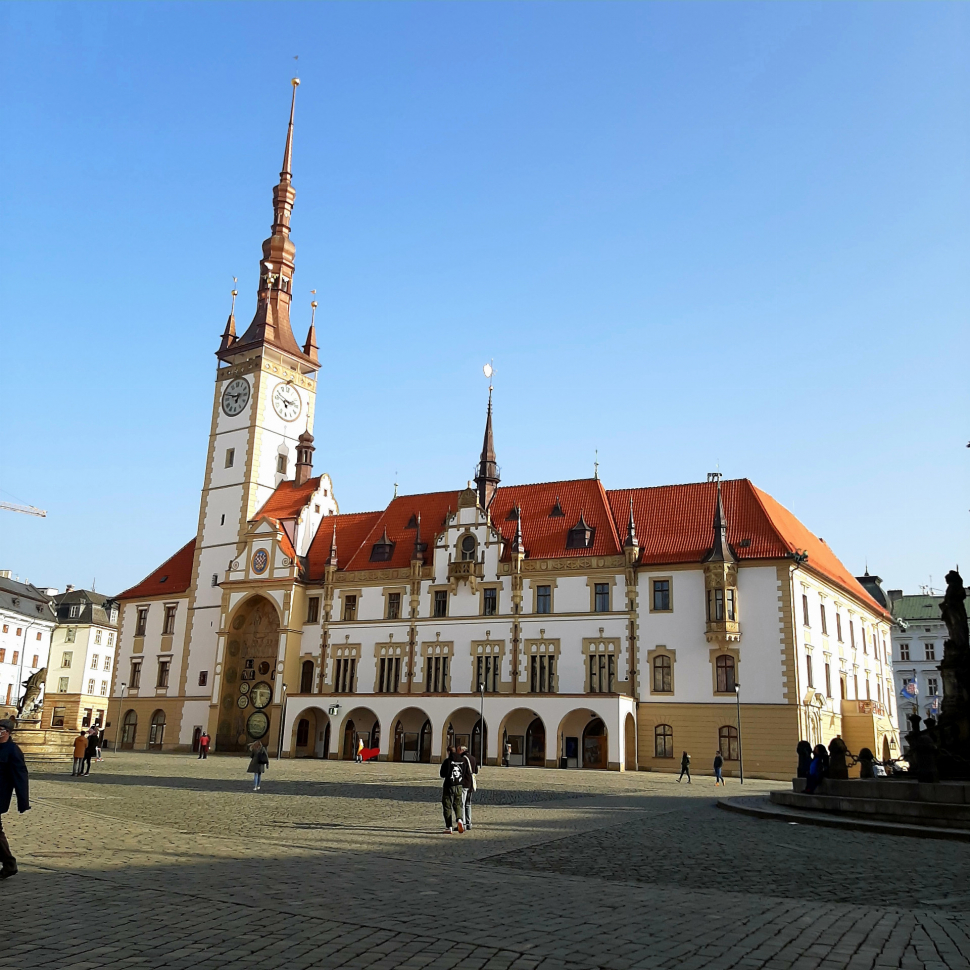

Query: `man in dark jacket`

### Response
(0, 718, 30, 879)
(82, 728, 98, 775)
(438, 746, 467, 833)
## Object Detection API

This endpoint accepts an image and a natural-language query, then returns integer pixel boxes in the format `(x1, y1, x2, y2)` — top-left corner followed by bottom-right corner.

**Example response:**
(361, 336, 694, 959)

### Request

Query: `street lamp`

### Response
(114, 683, 127, 752)
(734, 681, 744, 784)
(478, 681, 485, 767)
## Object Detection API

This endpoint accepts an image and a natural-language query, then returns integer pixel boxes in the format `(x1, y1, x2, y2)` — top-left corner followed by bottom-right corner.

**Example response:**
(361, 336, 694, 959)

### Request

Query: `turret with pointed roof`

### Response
(474, 387, 500, 510)
(219, 79, 315, 367)
(703, 477, 735, 563)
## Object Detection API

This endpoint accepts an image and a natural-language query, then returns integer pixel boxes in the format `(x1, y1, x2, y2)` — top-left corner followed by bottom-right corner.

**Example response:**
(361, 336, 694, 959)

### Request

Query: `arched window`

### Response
(654, 724, 673, 758)
(419, 719, 432, 763)
(715, 655, 736, 693)
(371, 720, 381, 751)
(460, 534, 477, 561)
(121, 709, 137, 749)
(149, 710, 166, 749)
(296, 718, 310, 747)
(653, 655, 672, 693)
(300, 660, 314, 694)
(719, 725, 739, 761)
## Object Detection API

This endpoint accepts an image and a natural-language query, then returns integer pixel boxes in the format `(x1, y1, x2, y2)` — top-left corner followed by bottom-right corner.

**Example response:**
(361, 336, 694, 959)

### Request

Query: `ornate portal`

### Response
(217, 596, 279, 751)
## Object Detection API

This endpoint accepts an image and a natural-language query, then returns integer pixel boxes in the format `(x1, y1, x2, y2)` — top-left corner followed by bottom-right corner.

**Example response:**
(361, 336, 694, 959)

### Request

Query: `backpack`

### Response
(447, 759, 464, 786)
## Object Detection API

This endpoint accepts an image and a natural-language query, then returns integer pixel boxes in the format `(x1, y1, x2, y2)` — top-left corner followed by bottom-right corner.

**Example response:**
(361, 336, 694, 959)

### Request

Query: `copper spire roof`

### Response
(474, 387, 500, 509)
(220, 79, 315, 366)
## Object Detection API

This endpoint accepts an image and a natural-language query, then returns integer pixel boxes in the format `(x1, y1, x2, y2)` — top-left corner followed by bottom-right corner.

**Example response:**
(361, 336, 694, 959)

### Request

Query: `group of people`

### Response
(676, 750, 726, 785)
(71, 726, 103, 777)
(439, 743, 478, 833)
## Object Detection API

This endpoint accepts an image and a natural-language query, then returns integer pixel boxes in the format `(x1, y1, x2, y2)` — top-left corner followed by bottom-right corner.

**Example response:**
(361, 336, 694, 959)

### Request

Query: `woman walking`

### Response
(248, 741, 269, 791)
(677, 751, 691, 783)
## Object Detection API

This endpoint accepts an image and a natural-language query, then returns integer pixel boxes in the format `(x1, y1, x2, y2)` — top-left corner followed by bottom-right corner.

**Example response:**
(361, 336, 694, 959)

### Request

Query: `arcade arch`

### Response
(290, 705, 330, 758)
(498, 708, 547, 767)
(390, 707, 433, 762)
(338, 706, 380, 760)
(444, 707, 487, 764)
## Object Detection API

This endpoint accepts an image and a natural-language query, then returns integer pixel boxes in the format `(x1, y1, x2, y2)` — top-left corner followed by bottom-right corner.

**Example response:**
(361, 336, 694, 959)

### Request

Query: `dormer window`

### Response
(566, 513, 595, 549)
(549, 498, 565, 518)
(460, 535, 477, 561)
(405, 514, 418, 529)
(505, 507, 519, 521)
(369, 529, 395, 563)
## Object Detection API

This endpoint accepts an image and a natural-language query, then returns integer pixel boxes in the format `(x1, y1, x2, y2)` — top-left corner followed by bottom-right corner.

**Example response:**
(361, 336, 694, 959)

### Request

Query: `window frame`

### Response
(714, 654, 737, 694)
(654, 723, 674, 759)
(135, 606, 149, 638)
(305, 596, 320, 625)
(650, 577, 673, 613)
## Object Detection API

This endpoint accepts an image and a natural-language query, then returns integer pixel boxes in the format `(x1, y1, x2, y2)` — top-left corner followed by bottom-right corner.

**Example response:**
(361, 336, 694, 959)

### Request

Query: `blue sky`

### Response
(1, 2, 967, 597)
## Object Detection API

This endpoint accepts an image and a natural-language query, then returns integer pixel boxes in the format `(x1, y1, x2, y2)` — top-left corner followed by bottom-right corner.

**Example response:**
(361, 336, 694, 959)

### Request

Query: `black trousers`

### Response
(0, 816, 15, 868)
(82, 755, 92, 775)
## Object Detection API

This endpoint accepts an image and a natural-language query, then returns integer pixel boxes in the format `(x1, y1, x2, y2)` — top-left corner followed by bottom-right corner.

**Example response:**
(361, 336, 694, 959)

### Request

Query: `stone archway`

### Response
(338, 707, 380, 760)
(291, 706, 329, 758)
(217, 595, 281, 753)
(444, 707, 487, 764)
(391, 707, 433, 762)
(624, 712, 637, 771)
(582, 718, 608, 769)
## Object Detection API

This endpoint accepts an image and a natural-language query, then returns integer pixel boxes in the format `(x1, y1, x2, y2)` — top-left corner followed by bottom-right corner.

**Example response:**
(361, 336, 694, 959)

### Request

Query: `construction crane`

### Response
(0, 501, 47, 517)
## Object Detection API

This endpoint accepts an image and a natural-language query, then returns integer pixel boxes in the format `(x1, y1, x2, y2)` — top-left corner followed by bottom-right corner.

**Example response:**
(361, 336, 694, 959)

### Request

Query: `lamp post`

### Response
(479, 681, 485, 767)
(734, 681, 744, 784)
(114, 683, 126, 752)
(277, 683, 288, 761)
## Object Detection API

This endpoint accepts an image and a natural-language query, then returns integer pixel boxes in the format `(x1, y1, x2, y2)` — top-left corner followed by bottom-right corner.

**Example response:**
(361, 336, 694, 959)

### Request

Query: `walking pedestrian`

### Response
(503, 741, 511, 767)
(82, 728, 98, 775)
(0, 717, 30, 879)
(248, 741, 269, 791)
(713, 750, 724, 786)
(439, 745, 465, 833)
(355, 735, 364, 764)
(72, 732, 87, 777)
(198, 732, 210, 760)
(95, 728, 104, 762)
(460, 745, 478, 831)
(677, 750, 691, 783)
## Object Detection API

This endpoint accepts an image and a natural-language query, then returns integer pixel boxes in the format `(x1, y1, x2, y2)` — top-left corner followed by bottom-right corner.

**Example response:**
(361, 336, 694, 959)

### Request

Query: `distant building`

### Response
(44, 588, 119, 732)
(889, 590, 948, 727)
(0, 572, 56, 715)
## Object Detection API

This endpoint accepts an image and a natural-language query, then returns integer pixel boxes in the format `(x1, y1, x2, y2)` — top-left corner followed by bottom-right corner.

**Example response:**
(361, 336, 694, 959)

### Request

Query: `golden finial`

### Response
(230, 277, 238, 314)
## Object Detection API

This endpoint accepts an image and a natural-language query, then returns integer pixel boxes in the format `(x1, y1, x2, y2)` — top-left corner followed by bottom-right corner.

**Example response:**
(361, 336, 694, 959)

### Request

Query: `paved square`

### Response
(4, 755, 969, 969)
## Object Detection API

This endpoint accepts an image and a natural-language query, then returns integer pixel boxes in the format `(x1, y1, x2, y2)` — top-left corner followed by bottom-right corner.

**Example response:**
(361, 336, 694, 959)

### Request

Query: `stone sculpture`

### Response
(827, 736, 849, 780)
(17, 667, 47, 719)
(937, 570, 970, 780)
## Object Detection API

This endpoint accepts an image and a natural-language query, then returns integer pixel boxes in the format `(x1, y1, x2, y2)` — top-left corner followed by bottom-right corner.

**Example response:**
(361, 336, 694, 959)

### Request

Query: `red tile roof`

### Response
(607, 480, 888, 617)
(340, 491, 461, 572)
(490, 478, 621, 560)
(256, 516, 298, 562)
(116, 538, 196, 600)
(254, 476, 322, 521)
(304, 511, 384, 578)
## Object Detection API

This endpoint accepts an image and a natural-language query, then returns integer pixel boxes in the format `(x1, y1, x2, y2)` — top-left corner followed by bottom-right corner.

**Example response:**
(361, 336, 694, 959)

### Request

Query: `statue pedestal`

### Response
(14, 717, 75, 766)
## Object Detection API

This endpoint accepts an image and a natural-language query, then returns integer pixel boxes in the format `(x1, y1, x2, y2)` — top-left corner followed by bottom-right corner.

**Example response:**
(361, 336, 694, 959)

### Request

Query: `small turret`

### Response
(294, 430, 314, 486)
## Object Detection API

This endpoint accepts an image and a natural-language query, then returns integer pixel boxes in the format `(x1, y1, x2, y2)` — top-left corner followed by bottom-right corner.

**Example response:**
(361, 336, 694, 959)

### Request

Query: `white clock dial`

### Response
(272, 383, 302, 422)
(221, 378, 250, 416)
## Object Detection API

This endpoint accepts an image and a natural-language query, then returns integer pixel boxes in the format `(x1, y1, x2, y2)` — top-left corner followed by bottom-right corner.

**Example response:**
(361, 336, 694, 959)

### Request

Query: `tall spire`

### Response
(412, 512, 426, 563)
(221, 78, 312, 364)
(303, 298, 319, 363)
(624, 496, 639, 550)
(511, 506, 524, 558)
(326, 522, 338, 568)
(703, 478, 735, 563)
(219, 284, 238, 353)
(474, 385, 500, 510)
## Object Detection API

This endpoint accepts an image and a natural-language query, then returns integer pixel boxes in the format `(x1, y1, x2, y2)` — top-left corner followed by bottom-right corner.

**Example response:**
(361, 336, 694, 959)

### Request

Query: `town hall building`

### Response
(108, 81, 899, 778)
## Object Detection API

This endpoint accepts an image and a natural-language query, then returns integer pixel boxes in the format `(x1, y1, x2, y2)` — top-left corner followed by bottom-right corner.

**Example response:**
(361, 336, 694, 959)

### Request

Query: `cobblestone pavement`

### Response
(3, 754, 969, 970)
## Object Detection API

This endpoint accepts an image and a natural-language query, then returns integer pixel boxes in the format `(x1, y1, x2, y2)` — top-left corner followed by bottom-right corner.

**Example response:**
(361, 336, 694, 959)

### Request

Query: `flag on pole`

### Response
(900, 676, 918, 700)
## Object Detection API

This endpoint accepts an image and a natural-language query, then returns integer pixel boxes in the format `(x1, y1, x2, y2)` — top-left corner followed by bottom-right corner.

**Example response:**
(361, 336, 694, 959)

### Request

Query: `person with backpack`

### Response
(439, 745, 466, 833)
(247, 741, 269, 791)
(460, 745, 478, 830)
(713, 750, 724, 786)
(678, 750, 691, 783)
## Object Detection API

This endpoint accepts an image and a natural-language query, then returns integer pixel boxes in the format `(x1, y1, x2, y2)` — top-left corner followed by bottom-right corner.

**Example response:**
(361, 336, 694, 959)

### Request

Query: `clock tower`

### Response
(176, 78, 331, 706)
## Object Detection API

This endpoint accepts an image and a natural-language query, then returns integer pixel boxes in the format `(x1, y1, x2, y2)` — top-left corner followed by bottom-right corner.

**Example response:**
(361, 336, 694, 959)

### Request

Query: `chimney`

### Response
(65, 584, 75, 592)
(0, 570, 11, 579)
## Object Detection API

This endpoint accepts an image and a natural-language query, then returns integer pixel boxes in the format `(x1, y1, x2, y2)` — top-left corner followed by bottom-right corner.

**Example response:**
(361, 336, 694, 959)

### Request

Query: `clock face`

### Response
(272, 382, 301, 422)
(250, 682, 273, 710)
(222, 378, 250, 416)
(247, 711, 269, 739)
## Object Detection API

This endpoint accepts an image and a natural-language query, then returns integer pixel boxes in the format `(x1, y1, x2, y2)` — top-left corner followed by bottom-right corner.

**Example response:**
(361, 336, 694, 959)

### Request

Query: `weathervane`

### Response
(310, 289, 318, 327)
(230, 277, 238, 314)
(483, 360, 494, 392)
(594, 449, 599, 480)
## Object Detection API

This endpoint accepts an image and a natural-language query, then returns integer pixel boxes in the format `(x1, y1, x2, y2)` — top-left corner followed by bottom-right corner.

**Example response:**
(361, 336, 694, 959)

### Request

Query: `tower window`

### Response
(220, 514, 225, 526)
(277, 455, 288, 474)
(483, 588, 497, 616)
(225, 448, 235, 468)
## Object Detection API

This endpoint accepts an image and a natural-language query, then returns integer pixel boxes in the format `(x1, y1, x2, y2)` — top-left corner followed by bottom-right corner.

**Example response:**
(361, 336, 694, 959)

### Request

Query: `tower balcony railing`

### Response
(448, 560, 485, 582)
